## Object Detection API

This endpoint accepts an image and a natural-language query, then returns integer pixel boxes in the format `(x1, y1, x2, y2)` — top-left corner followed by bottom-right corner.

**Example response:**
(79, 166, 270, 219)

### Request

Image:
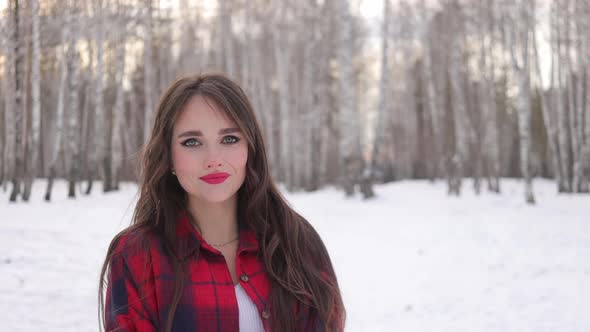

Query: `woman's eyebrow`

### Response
(177, 128, 241, 138)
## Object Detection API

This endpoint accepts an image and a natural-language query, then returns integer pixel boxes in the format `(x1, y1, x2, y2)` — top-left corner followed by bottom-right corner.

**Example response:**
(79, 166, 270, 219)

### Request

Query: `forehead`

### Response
(173, 94, 236, 133)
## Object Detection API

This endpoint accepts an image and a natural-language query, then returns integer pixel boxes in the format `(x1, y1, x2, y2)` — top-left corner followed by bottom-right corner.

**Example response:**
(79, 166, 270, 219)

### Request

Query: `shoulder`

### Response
(111, 226, 157, 256)
(108, 226, 160, 277)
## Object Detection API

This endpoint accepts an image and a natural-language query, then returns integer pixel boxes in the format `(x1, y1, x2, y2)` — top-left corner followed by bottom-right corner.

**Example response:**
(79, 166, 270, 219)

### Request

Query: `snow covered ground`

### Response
(1, 179, 588, 332)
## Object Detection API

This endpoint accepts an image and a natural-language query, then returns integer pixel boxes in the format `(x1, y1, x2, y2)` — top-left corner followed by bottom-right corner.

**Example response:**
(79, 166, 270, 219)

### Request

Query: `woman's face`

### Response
(170, 94, 248, 205)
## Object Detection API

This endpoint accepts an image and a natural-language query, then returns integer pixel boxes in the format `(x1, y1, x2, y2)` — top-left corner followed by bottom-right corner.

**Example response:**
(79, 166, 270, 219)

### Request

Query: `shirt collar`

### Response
(175, 209, 259, 259)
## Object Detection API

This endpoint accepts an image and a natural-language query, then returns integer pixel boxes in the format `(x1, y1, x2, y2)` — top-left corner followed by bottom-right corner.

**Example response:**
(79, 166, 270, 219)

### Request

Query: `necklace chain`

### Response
(209, 236, 239, 247)
(187, 212, 239, 247)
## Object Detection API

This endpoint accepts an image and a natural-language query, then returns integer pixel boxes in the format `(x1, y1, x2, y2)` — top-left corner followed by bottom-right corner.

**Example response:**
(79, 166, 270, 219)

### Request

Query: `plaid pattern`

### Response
(105, 210, 278, 332)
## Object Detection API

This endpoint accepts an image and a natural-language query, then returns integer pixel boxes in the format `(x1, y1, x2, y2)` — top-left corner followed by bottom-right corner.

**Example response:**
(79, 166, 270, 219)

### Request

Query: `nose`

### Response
(204, 150, 224, 169)
(206, 160, 223, 169)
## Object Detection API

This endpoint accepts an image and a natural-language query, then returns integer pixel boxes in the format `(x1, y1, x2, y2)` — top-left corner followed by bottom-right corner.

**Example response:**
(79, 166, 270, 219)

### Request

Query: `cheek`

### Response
(171, 146, 199, 172)
(228, 146, 248, 173)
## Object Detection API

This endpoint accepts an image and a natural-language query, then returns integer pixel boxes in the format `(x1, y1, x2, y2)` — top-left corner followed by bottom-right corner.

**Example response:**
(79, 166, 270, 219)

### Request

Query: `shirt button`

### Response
(261, 310, 270, 319)
(240, 273, 249, 282)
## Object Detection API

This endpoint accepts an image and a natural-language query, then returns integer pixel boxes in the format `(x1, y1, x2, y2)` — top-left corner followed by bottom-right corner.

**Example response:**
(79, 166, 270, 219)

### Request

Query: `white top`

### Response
(235, 284, 265, 332)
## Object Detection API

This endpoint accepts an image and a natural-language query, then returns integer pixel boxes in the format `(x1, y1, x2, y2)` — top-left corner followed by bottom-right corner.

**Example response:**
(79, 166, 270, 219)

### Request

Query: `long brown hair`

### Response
(98, 73, 345, 331)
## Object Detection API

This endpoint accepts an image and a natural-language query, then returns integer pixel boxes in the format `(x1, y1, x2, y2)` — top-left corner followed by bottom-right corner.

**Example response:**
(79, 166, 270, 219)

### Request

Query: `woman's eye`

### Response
(181, 138, 200, 147)
(222, 136, 240, 144)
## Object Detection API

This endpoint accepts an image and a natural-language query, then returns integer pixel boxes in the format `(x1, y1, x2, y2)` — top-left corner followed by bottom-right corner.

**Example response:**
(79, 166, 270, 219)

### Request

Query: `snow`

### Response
(1, 179, 589, 331)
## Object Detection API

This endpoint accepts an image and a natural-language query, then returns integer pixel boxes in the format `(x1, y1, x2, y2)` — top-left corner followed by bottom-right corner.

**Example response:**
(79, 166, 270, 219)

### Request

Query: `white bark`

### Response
(337, 0, 362, 196)
(533, 9, 563, 192)
(316, 0, 333, 189)
(22, 0, 41, 201)
(111, 31, 127, 191)
(67, 1, 81, 198)
(573, 0, 588, 191)
(9, 0, 23, 202)
(301, 1, 319, 191)
(371, 0, 392, 180)
(219, 0, 236, 78)
(449, 37, 468, 195)
(423, 37, 442, 178)
(483, 0, 501, 193)
(143, 0, 155, 142)
(2, 7, 16, 189)
(272, 2, 293, 188)
(555, 2, 572, 191)
(93, 0, 106, 191)
(563, 0, 581, 191)
(178, 0, 200, 72)
(45, 31, 68, 201)
(504, 1, 535, 204)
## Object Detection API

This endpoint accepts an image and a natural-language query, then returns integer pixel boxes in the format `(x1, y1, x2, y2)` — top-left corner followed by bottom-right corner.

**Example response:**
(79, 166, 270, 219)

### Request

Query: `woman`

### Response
(98, 73, 345, 332)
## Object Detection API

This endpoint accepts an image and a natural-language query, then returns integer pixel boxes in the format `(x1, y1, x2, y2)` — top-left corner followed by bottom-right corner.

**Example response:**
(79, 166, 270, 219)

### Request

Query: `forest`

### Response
(1, 0, 589, 205)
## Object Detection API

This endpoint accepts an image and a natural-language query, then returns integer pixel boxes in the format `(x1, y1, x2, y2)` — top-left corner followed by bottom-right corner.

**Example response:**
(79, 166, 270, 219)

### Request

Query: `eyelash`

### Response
(181, 135, 241, 147)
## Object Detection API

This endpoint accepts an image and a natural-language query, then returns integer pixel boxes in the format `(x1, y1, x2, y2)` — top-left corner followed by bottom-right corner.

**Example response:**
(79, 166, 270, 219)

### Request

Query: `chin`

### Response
(193, 191, 238, 204)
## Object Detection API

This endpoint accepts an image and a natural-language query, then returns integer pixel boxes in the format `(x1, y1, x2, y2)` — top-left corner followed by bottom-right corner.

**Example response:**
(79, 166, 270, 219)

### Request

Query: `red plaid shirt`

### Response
(105, 211, 324, 331)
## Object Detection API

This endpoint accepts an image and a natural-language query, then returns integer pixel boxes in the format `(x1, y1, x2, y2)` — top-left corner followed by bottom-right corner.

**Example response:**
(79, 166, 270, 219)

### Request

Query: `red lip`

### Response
(199, 172, 230, 184)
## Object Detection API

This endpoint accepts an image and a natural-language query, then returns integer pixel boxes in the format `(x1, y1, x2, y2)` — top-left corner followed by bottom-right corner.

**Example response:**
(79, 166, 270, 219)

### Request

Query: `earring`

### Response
(171, 170, 176, 175)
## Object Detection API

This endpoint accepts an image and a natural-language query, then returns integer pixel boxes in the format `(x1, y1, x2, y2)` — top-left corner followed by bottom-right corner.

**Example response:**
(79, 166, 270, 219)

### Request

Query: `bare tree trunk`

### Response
(157, 21, 174, 97)
(313, 0, 334, 189)
(81, 39, 94, 195)
(143, 0, 155, 143)
(22, 0, 41, 202)
(585, 9, 590, 181)
(272, 3, 293, 189)
(89, 0, 106, 194)
(178, 0, 200, 73)
(369, 0, 392, 187)
(485, 0, 501, 193)
(573, 0, 588, 192)
(505, 1, 535, 204)
(562, 0, 582, 192)
(0, 72, 5, 189)
(9, 0, 22, 202)
(45, 32, 68, 202)
(2, 2, 15, 193)
(555, 2, 573, 192)
(301, 9, 315, 191)
(66, 2, 81, 198)
(423, 38, 443, 180)
(448, 38, 468, 195)
(219, 0, 236, 78)
(534, 6, 563, 192)
(337, 0, 363, 196)
(111, 19, 127, 191)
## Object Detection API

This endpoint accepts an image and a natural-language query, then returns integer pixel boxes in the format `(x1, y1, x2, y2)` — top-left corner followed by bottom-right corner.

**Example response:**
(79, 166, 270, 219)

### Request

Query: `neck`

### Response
(186, 195, 239, 245)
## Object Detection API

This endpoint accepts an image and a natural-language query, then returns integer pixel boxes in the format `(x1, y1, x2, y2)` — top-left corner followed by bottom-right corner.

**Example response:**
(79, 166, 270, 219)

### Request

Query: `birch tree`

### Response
(143, 0, 155, 143)
(337, 0, 363, 196)
(272, 1, 294, 189)
(91, 0, 107, 193)
(447, 1, 469, 195)
(481, 0, 501, 193)
(563, 0, 582, 192)
(420, 0, 444, 180)
(110, 3, 128, 191)
(45, 24, 69, 202)
(571, 0, 589, 192)
(554, 2, 573, 192)
(8, 0, 23, 202)
(219, 0, 236, 79)
(502, 0, 535, 204)
(1, 3, 14, 191)
(369, 0, 392, 185)
(533, 2, 563, 192)
(22, 0, 41, 201)
(66, 0, 81, 198)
